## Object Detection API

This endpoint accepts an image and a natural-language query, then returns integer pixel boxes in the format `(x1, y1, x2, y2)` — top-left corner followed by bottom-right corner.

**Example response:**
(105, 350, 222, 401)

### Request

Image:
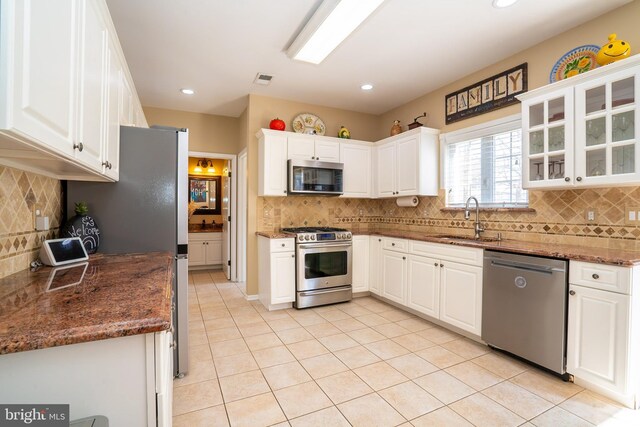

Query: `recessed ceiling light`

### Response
(180, 88, 195, 95)
(492, 0, 519, 8)
(361, 84, 373, 90)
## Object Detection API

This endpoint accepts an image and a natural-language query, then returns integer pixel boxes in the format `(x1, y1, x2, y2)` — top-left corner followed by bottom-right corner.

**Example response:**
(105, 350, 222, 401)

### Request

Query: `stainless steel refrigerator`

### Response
(66, 126, 189, 378)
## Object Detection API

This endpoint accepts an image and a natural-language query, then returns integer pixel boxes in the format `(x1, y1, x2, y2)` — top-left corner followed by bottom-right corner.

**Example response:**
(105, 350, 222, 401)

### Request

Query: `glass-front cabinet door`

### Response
(521, 87, 574, 189)
(574, 69, 639, 186)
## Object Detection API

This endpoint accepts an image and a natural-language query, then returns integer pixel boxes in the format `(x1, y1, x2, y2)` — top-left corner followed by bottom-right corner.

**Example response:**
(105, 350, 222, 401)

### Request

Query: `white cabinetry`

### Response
(567, 261, 639, 408)
(288, 134, 340, 162)
(375, 237, 483, 336)
(340, 142, 372, 197)
(519, 55, 640, 189)
(352, 235, 370, 293)
(0, 331, 172, 427)
(258, 131, 288, 196)
(369, 236, 382, 295)
(188, 233, 222, 267)
(375, 127, 439, 197)
(258, 236, 296, 310)
(381, 248, 407, 304)
(0, 0, 144, 181)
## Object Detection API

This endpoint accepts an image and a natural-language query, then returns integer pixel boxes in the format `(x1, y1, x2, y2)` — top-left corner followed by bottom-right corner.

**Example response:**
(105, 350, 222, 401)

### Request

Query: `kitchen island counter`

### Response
(0, 252, 172, 355)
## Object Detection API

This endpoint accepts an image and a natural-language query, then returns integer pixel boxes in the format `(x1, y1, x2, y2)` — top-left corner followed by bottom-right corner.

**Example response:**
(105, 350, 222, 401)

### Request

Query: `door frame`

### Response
(237, 148, 247, 284)
(189, 150, 237, 281)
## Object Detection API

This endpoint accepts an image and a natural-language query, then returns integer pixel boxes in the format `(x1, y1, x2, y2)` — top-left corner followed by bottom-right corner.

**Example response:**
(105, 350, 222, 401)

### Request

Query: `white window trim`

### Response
(439, 113, 522, 189)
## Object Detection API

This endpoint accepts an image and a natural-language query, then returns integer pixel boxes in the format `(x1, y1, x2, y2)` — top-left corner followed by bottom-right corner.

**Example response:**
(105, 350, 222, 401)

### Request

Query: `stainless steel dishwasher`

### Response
(482, 250, 569, 377)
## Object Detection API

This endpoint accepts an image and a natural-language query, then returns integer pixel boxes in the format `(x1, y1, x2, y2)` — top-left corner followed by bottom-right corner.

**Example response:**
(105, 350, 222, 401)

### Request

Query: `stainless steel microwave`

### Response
(287, 159, 344, 196)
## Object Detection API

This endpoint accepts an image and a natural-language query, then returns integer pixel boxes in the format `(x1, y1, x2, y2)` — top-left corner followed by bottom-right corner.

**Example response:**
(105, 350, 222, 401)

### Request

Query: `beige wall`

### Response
(378, 0, 640, 137)
(143, 106, 241, 154)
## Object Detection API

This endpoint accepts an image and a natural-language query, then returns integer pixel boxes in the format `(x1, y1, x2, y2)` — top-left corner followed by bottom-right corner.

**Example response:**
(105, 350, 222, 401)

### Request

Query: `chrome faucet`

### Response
(464, 196, 484, 240)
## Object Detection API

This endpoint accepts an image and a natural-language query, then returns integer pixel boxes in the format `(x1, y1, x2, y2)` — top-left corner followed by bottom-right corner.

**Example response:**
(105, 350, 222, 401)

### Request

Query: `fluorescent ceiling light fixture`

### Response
(492, 0, 519, 8)
(180, 88, 195, 95)
(287, 0, 385, 64)
(361, 84, 373, 90)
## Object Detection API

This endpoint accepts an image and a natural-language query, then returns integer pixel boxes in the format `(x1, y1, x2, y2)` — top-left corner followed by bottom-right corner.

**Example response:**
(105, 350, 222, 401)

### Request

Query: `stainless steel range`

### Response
(281, 227, 352, 309)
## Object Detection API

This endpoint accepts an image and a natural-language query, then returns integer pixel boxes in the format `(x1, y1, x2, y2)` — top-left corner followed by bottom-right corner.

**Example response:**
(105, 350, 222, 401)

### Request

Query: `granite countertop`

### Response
(364, 230, 640, 266)
(0, 252, 173, 355)
(255, 230, 640, 266)
(189, 224, 223, 233)
(256, 231, 293, 239)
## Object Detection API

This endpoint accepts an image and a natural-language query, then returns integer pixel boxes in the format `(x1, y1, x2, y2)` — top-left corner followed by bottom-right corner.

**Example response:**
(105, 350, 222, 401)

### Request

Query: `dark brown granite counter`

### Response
(364, 230, 640, 266)
(0, 252, 173, 355)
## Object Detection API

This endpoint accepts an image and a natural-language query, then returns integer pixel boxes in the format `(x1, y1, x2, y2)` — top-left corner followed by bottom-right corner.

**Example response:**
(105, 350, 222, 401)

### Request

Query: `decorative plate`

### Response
(550, 45, 600, 83)
(292, 113, 326, 135)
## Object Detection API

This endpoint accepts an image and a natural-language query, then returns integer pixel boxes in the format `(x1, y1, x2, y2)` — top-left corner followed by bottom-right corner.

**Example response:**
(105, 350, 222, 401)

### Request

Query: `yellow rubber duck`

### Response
(596, 33, 631, 66)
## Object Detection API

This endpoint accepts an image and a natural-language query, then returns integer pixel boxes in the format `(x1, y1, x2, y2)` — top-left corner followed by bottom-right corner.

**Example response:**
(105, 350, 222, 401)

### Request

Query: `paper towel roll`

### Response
(396, 196, 419, 207)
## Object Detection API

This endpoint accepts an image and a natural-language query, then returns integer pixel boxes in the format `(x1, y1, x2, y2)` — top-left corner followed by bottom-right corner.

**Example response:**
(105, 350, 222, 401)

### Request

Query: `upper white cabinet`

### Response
(0, 0, 145, 181)
(258, 130, 288, 196)
(340, 141, 372, 198)
(288, 134, 340, 162)
(520, 55, 640, 189)
(374, 127, 439, 197)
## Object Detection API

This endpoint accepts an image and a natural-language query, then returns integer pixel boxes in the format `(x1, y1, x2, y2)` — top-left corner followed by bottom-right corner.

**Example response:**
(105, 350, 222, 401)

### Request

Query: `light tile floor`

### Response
(174, 270, 640, 427)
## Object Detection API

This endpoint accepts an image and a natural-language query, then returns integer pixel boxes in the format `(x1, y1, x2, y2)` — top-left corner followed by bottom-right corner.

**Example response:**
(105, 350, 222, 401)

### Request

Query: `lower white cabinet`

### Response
(369, 236, 382, 295)
(407, 254, 440, 319)
(258, 236, 296, 310)
(188, 233, 222, 267)
(382, 249, 407, 304)
(352, 235, 370, 293)
(372, 236, 483, 336)
(567, 261, 639, 408)
(439, 261, 483, 336)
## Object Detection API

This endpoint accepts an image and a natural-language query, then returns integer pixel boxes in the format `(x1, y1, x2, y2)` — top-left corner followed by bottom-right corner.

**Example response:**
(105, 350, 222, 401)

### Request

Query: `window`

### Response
(442, 115, 528, 207)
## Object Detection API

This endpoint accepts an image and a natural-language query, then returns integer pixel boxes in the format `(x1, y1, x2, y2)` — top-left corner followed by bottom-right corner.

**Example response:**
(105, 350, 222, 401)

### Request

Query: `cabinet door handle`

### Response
(564, 177, 570, 182)
(391, 243, 395, 246)
(440, 263, 444, 267)
(102, 161, 109, 167)
(291, 254, 295, 258)
(284, 190, 287, 194)
(402, 256, 406, 260)
(108, 161, 113, 169)
(592, 273, 599, 280)
(73, 142, 84, 152)
(378, 239, 381, 242)
(576, 176, 583, 182)
(434, 262, 438, 267)
(569, 290, 576, 296)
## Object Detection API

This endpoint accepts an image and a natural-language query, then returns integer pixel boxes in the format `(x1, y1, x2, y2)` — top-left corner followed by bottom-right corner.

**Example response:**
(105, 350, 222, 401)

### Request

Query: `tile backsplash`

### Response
(258, 186, 640, 251)
(0, 166, 61, 278)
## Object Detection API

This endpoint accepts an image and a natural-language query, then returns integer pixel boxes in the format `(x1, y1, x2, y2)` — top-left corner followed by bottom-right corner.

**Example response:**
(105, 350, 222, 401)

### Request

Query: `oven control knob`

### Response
(311, 235, 315, 240)
(346, 233, 352, 239)
(305, 235, 310, 241)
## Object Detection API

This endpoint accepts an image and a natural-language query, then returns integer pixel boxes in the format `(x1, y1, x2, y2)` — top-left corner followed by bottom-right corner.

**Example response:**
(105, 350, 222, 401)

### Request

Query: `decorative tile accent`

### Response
(0, 166, 62, 278)
(257, 186, 640, 252)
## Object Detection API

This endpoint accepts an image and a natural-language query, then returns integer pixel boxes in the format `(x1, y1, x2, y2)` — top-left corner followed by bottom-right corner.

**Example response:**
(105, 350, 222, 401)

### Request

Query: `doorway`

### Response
(188, 150, 237, 281)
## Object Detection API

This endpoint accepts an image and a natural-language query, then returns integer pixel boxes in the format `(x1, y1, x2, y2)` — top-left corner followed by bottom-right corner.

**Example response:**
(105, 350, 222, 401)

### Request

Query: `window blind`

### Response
(442, 117, 528, 207)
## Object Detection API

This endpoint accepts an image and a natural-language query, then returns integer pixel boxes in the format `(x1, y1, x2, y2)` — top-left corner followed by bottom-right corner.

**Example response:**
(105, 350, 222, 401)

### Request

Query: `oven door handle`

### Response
(298, 243, 352, 250)
(299, 285, 352, 296)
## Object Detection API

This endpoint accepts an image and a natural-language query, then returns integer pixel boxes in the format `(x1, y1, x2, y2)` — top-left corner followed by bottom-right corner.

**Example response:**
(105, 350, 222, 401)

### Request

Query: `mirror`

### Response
(189, 175, 221, 215)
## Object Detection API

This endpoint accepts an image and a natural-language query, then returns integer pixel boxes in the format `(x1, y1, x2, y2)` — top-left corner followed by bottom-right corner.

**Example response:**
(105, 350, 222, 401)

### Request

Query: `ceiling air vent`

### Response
(254, 73, 273, 86)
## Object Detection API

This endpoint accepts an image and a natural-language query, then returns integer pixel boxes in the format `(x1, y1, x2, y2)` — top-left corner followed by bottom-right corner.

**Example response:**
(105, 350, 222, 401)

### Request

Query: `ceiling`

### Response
(106, 0, 630, 118)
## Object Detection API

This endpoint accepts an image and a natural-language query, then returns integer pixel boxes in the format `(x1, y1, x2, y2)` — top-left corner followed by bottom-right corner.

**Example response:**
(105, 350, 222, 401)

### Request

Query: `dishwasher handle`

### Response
(489, 259, 565, 275)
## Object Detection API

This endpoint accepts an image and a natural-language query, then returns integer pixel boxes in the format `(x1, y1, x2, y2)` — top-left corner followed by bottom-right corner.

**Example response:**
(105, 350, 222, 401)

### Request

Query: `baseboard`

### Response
(245, 294, 259, 301)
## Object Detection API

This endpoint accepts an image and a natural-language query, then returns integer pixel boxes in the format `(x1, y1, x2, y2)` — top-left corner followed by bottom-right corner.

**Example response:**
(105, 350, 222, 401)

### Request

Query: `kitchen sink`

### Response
(430, 234, 502, 243)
